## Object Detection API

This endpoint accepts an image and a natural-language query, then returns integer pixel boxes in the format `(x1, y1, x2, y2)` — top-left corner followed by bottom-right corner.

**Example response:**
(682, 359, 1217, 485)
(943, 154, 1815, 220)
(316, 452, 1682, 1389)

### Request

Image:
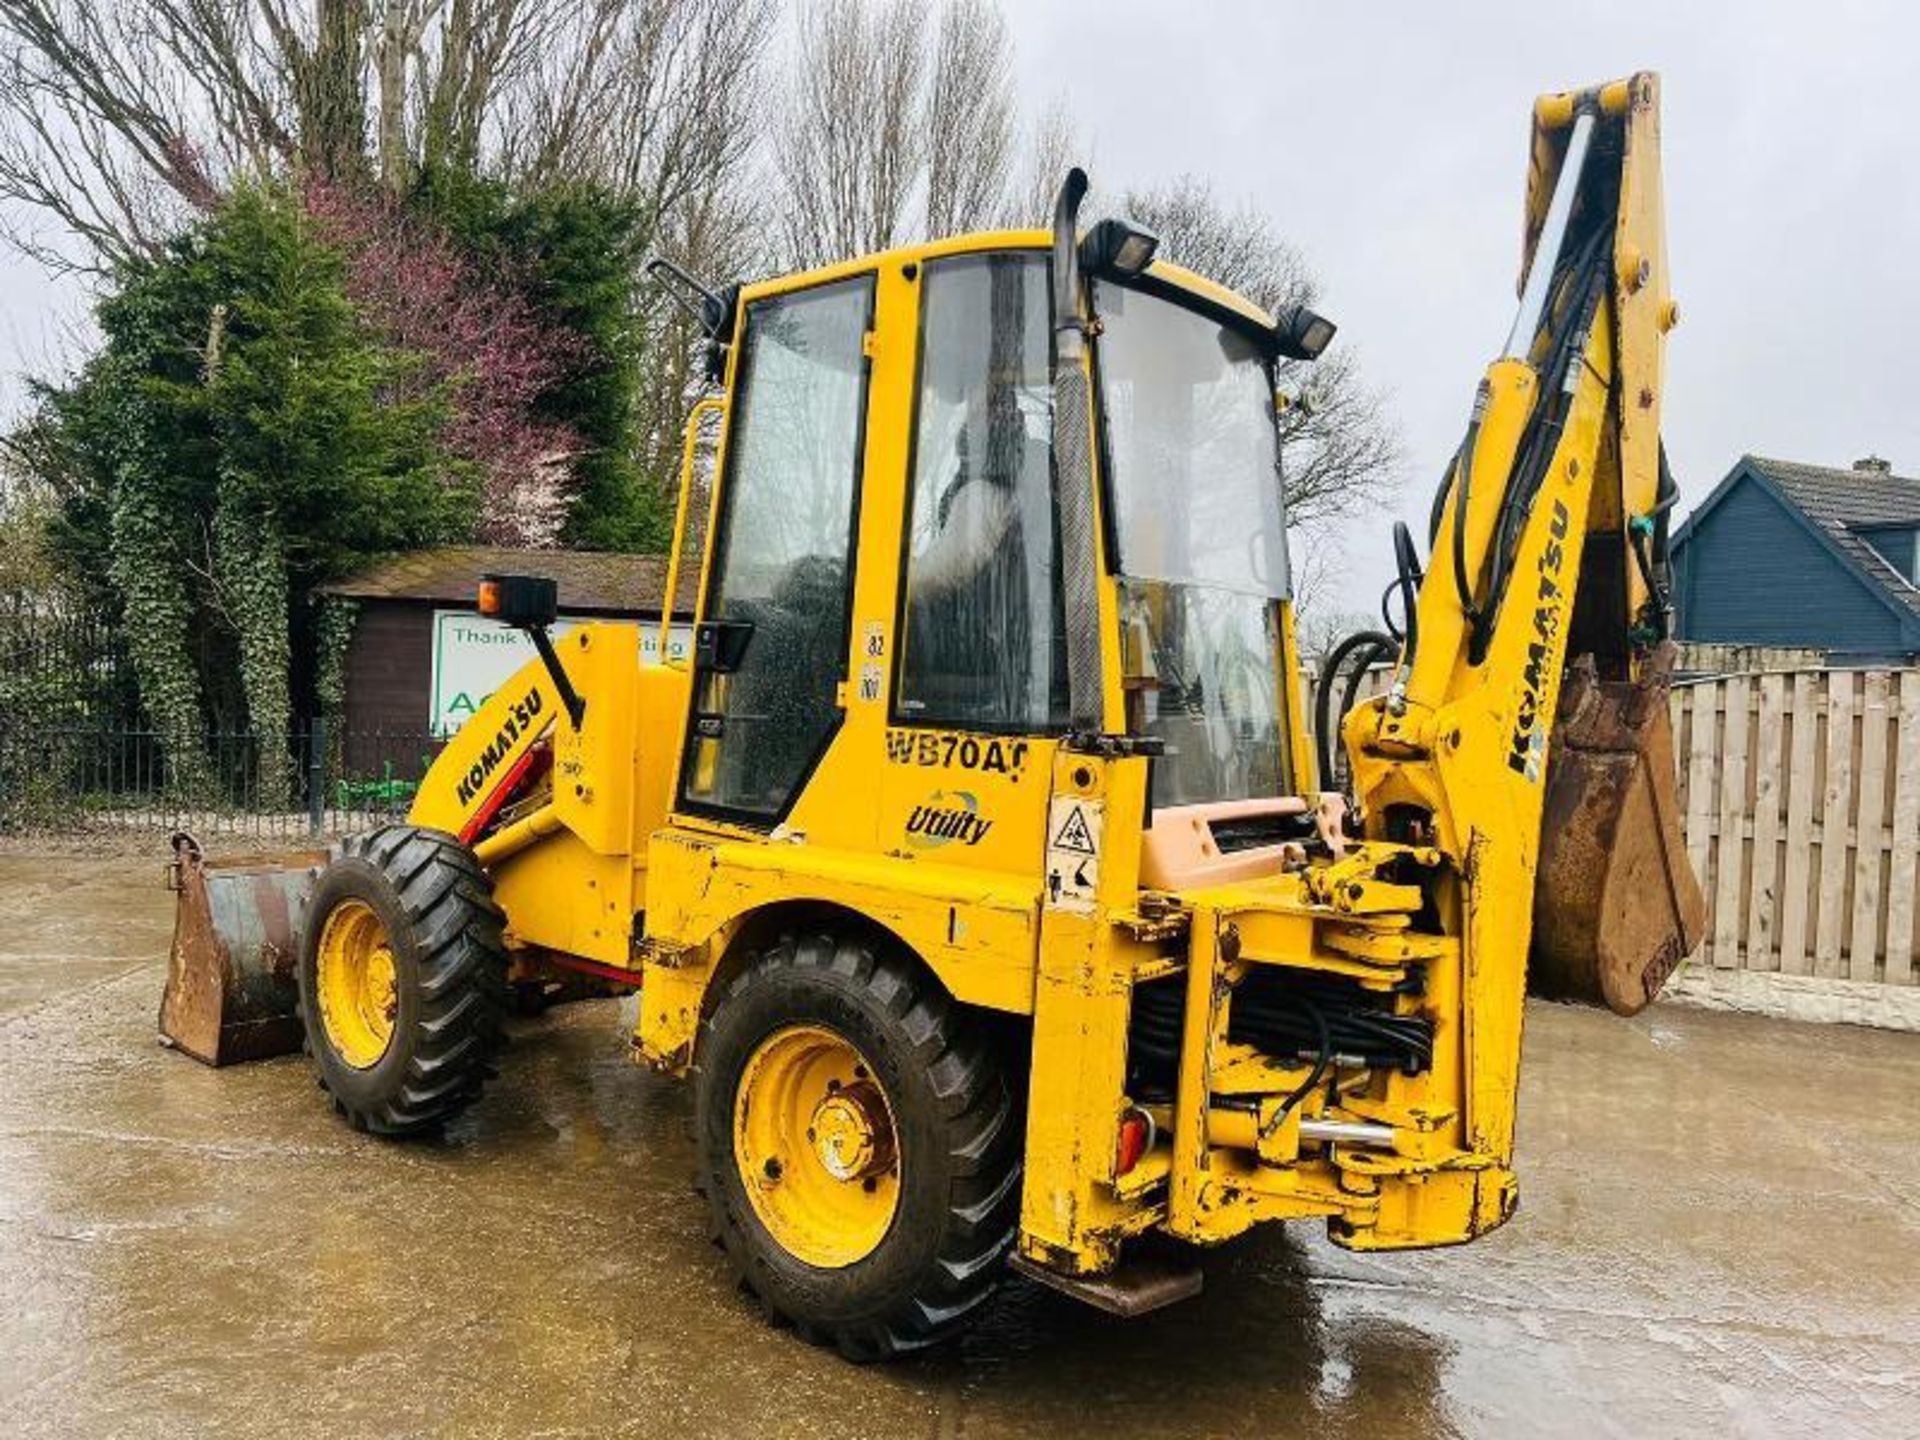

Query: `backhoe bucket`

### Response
(1531, 642, 1705, 1014)
(159, 832, 324, 1065)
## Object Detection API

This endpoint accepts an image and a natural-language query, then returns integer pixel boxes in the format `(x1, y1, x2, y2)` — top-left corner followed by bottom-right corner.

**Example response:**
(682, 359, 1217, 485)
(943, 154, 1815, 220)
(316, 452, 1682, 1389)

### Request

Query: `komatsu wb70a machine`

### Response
(163, 73, 1703, 1359)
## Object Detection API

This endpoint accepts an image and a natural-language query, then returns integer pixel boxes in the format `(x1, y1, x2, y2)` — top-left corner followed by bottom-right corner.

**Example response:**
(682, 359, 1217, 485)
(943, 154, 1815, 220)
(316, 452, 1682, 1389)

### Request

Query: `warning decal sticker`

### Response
(1045, 796, 1103, 913)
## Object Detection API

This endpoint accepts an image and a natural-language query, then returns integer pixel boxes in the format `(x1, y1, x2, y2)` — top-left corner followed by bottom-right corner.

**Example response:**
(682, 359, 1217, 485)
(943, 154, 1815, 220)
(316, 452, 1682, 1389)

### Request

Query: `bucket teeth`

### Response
(1531, 642, 1706, 1014)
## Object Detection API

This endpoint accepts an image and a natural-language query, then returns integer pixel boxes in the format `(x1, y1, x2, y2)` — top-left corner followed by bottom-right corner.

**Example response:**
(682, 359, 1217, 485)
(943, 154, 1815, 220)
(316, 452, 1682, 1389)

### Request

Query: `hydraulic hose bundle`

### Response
(1312, 521, 1423, 792)
(1127, 969, 1434, 1106)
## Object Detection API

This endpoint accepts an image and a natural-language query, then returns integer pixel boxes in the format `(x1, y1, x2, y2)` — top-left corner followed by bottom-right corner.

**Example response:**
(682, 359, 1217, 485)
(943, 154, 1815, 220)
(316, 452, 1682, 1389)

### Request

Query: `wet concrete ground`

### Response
(2, 850, 1916, 1439)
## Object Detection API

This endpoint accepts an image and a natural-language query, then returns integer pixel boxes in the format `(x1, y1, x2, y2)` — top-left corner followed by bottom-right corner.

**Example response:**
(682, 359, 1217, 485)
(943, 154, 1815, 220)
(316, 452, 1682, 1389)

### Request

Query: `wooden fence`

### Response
(1672, 668, 1919, 987)
(1308, 657, 1920, 994)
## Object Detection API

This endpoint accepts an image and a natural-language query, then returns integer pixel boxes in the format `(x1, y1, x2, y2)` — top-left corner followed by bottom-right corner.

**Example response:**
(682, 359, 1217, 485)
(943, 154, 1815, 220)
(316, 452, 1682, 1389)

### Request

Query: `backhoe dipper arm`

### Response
(1342, 73, 1701, 1161)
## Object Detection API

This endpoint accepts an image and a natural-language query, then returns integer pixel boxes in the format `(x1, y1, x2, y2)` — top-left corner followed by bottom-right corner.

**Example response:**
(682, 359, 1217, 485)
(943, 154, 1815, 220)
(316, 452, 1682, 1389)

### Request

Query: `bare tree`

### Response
(773, 0, 1028, 266)
(498, 0, 775, 522)
(921, 0, 1011, 238)
(1289, 539, 1380, 659)
(1005, 94, 1077, 228)
(0, 1, 227, 267)
(0, 0, 770, 271)
(773, 0, 926, 267)
(1118, 174, 1314, 315)
(497, 0, 768, 208)
(1120, 175, 1401, 532)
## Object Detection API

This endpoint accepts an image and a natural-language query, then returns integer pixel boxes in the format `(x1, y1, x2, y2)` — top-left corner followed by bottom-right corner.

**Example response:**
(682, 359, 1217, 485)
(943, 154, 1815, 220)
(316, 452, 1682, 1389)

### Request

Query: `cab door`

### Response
(678, 273, 876, 825)
(877, 250, 1068, 872)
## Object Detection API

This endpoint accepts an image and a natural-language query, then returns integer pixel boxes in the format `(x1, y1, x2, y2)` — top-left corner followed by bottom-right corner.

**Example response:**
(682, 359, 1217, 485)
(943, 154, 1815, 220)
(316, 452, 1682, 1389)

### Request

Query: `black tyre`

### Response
(297, 825, 509, 1136)
(697, 929, 1020, 1360)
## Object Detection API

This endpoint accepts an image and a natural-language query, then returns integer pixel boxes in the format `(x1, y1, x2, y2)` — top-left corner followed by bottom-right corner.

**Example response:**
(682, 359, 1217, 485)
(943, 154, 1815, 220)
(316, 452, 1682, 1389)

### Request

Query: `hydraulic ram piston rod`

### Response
(1502, 107, 1597, 360)
(1298, 1118, 1397, 1148)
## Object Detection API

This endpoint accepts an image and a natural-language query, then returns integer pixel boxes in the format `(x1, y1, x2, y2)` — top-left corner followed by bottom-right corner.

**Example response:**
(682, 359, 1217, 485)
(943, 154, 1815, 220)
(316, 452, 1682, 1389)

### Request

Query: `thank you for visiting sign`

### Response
(430, 610, 691, 737)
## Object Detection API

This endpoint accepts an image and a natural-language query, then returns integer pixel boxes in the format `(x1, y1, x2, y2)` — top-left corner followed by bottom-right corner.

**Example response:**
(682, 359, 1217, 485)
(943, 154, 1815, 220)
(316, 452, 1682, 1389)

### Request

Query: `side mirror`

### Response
(703, 282, 741, 384)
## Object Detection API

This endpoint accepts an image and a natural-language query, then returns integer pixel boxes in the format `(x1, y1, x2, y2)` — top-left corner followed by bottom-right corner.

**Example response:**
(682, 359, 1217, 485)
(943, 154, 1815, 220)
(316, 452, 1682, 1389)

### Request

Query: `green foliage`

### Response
(417, 170, 662, 550)
(313, 596, 359, 729)
(15, 167, 674, 805)
(185, 189, 463, 576)
(29, 184, 460, 793)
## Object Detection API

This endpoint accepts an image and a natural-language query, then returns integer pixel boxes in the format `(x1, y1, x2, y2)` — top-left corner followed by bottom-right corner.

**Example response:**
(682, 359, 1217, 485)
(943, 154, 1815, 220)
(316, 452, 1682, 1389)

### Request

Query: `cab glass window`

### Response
(681, 275, 873, 819)
(1093, 279, 1292, 806)
(896, 252, 1066, 731)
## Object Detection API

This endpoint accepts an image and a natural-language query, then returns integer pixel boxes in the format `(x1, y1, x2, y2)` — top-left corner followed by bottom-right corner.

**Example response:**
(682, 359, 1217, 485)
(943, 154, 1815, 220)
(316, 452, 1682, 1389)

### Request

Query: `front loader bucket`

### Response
(1531, 642, 1705, 1014)
(159, 832, 325, 1065)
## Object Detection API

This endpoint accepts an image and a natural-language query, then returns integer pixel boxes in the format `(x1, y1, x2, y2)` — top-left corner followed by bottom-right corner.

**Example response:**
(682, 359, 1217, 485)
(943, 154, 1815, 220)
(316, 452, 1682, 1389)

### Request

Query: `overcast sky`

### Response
(1, 2, 1915, 617)
(1005, 0, 1920, 617)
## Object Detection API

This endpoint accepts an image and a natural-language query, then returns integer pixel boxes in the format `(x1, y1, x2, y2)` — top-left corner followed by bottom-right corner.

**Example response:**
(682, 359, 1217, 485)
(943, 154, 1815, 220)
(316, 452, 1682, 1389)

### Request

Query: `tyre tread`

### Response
(302, 825, 509, 1137)
(698, 928, 1021, 1361)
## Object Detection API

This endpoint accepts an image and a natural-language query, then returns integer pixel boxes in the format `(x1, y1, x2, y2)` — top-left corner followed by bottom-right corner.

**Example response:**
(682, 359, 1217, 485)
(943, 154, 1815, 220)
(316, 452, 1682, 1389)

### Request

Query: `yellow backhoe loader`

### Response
(162, 73, 1703, 1358)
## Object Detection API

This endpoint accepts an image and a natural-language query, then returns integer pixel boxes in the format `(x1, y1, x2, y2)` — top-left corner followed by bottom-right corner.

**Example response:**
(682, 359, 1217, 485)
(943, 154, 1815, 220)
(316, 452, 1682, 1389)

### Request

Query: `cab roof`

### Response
(741, 228, 1278, 335)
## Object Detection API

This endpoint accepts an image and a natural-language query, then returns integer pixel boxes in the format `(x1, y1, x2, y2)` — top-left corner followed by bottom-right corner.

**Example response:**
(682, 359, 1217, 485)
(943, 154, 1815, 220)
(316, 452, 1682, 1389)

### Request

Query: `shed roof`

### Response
(319, 546, 698, 616)
(1674, 455, 1920, 622)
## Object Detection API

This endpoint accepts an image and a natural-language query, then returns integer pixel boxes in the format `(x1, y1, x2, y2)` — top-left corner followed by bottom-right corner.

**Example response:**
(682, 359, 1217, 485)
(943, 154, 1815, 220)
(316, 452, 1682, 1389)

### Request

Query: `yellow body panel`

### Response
(404, 75, 1675, 1285)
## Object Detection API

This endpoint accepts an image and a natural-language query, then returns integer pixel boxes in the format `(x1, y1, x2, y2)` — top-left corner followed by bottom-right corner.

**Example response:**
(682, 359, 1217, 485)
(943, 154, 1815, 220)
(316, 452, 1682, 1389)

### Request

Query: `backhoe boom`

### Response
(1345, 71, 1702, 1047)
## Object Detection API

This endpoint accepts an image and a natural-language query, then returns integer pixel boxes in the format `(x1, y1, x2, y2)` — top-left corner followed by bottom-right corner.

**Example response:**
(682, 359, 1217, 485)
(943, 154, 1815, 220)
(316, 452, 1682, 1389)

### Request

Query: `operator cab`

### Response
(670, 213, 1340, 887)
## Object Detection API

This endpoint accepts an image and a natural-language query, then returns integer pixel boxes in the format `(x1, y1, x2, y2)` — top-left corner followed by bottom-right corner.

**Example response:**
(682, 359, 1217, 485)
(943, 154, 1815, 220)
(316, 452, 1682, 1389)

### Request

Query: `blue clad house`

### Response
(1671, 455, 1920, 662)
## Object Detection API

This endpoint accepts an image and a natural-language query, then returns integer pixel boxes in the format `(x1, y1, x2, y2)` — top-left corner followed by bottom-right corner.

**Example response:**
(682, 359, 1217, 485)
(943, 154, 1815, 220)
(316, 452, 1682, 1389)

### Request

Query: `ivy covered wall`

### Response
(17, 178, 654, 797)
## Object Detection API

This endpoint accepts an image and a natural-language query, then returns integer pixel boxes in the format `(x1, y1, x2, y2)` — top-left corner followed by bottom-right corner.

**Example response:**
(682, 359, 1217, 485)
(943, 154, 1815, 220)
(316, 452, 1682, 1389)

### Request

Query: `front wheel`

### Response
(697, 930, 1020, 1360)
(297, 825, 509, 1136)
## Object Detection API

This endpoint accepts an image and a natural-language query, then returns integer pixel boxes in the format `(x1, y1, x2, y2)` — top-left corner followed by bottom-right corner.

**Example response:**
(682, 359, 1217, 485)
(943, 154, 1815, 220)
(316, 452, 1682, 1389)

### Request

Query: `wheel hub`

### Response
(733, 1025, 902, 1268)
(810, 1082, 893, 1181)
(314, 898, 399, 1070)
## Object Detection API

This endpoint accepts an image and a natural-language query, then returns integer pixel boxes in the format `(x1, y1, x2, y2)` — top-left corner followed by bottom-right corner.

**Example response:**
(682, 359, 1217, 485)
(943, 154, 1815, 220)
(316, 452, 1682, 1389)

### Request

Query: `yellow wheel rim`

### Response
(733, 1024, 902, 1269)
(314, 899, 399, 1070)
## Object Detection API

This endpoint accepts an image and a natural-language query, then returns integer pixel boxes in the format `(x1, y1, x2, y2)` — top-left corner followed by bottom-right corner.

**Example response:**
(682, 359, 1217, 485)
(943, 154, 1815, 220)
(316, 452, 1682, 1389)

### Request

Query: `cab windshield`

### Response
(1093, 278, 1291, 807)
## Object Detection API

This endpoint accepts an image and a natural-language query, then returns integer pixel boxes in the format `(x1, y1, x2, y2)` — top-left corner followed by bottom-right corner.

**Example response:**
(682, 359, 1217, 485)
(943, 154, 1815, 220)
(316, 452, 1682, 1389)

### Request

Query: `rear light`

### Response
(477, 579, 501, 616)
(1115, 1106, 1156, 1177)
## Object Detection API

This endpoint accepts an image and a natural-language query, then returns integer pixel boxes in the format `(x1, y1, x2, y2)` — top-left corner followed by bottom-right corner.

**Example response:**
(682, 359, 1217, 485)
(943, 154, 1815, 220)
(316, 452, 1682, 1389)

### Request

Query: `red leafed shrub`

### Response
(304, 181, 585, 547)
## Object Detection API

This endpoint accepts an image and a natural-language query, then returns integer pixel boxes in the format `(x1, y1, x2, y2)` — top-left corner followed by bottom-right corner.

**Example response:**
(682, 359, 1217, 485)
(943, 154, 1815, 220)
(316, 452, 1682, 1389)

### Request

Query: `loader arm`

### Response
(1342, 72, 1702, 1152)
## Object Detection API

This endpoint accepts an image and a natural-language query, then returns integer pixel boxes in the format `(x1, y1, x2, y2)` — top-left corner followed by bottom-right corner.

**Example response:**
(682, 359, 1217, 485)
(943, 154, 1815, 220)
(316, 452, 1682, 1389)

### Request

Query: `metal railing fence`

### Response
(0, 721, 442, 840)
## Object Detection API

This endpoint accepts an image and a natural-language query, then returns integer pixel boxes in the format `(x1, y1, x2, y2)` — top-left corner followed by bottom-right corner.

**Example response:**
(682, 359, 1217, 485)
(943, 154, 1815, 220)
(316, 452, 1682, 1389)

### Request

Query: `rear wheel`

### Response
(697, 929, 1020, 1360)
(297, 826, 509, 1136)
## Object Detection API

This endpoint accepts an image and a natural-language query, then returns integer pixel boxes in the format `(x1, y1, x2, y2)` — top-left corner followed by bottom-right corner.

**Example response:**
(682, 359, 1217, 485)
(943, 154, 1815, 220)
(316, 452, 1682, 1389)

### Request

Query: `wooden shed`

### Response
(318, 546, 696, 753)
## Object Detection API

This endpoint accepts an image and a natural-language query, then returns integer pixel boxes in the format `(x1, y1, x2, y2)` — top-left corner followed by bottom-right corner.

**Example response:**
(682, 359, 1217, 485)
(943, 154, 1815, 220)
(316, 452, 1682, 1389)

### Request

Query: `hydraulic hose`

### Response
(1471, 223, 1613, 661)
(1451, 402, 1486, 627)
(1625, 445, 1681, 641)
(1387, 521, 1424, 661)
(1314, 628, 1396, 793)
(1261, 998, 1330, 1139)
(1427, 440, 1462, 549)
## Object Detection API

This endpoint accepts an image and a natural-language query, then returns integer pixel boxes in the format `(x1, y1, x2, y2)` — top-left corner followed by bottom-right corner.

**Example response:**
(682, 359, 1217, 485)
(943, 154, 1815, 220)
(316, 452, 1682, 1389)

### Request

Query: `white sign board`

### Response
(429, 610, 692, 738)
